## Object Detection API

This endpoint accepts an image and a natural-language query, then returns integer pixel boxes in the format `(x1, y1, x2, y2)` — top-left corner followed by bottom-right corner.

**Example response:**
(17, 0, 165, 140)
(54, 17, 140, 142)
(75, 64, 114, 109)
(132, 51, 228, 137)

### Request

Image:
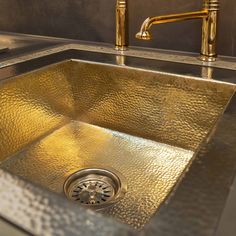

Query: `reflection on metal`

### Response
(136, 0, 219, 62)
(201, 66, 214, 79)
(115, 0, 128, 51)
(115, 54, 126, 65)
(0, 60, 234, 229)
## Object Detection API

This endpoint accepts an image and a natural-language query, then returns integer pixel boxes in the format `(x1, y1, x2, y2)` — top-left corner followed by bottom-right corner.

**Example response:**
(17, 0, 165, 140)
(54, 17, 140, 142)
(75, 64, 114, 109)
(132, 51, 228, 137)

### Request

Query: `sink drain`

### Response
(64, 168, 127, 209)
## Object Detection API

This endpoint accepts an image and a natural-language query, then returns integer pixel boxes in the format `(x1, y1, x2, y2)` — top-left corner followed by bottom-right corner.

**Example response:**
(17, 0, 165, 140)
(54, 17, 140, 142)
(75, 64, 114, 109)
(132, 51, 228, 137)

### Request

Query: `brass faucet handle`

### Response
(203, 0, 220, 11)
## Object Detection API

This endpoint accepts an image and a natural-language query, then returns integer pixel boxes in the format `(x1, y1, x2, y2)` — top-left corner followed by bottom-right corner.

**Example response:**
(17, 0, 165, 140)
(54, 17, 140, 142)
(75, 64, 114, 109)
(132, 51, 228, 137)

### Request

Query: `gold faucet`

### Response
(136, 0, 219, 62)
(115, 0, 128, 51)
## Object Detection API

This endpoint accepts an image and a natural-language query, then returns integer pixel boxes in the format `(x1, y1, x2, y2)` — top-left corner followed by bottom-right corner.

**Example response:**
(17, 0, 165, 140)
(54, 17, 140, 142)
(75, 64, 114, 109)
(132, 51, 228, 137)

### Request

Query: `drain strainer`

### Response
(64, 168, 127, 209)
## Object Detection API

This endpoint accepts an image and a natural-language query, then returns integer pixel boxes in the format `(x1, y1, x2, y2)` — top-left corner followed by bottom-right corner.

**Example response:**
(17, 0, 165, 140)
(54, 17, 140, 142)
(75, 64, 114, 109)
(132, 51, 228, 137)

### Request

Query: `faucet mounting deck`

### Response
(136, 0, 219, 62)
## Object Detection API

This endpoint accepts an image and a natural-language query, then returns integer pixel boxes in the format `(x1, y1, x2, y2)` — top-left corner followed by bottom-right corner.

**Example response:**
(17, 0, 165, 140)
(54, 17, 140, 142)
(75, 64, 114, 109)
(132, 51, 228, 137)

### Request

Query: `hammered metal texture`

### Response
(0, 60, 234, 229)
(0, 169, 132, 236)
(0, 62, 75, 161)
(142, 93, 236, 236)
(69, 61, 233, 151)
(1, 121, 194, 229)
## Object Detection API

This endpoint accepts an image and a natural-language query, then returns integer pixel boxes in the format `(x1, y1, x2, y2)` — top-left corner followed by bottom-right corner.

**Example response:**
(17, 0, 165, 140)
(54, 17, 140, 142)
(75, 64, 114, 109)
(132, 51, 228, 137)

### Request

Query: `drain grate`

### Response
(64, 168, 127, 209)
(69, 178, 115, 205)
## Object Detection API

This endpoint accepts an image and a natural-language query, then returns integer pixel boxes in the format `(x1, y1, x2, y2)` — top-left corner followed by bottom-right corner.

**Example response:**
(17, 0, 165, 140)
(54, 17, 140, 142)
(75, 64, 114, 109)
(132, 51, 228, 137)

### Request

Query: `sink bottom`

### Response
(1, 120, 194, 229)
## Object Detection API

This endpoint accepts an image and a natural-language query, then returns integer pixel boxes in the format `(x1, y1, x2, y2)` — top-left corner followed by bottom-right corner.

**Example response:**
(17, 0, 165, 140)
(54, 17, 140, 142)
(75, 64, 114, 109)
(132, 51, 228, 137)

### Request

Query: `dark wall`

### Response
(0, 0, 235, 56)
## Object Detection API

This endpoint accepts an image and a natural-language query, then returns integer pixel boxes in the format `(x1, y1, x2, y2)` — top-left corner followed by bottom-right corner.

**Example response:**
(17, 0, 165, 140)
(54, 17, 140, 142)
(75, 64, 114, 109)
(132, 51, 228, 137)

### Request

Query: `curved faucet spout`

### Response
(135, 0, 219, 62)
(136, 10, 208, 40)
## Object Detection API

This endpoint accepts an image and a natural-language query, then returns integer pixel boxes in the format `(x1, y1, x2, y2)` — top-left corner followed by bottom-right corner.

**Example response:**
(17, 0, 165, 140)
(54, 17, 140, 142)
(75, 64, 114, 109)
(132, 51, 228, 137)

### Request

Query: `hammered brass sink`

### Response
(0, 59, 234, 229)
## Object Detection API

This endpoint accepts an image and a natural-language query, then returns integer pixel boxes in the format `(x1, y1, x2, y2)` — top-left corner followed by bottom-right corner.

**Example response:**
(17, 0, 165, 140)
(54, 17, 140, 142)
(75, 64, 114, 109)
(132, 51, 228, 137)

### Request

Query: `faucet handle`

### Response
(203, 0, 219, 11)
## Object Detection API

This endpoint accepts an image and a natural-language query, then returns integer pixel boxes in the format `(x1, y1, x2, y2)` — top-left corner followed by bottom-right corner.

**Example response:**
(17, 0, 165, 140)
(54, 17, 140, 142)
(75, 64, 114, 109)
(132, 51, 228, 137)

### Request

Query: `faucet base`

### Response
(115, 45, 128, 51)
(199, 54, 217, 62)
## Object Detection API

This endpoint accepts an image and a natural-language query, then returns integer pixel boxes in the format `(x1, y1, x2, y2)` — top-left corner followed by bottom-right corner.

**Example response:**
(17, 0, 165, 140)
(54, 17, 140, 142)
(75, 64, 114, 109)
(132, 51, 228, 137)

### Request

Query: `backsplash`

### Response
(0, 0, 235, 56)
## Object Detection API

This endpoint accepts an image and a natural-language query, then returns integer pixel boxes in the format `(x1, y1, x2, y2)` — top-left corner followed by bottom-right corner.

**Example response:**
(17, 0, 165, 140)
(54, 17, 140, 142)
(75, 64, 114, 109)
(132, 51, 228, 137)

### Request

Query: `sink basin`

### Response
(0, 59, 234, 229)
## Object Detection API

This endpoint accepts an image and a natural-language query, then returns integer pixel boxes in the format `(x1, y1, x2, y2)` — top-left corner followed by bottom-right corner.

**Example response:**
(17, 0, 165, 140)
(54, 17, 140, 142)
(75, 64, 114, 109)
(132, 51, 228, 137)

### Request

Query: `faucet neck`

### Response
(115, 0, 128, 51)
(201, 0, 220, 61)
